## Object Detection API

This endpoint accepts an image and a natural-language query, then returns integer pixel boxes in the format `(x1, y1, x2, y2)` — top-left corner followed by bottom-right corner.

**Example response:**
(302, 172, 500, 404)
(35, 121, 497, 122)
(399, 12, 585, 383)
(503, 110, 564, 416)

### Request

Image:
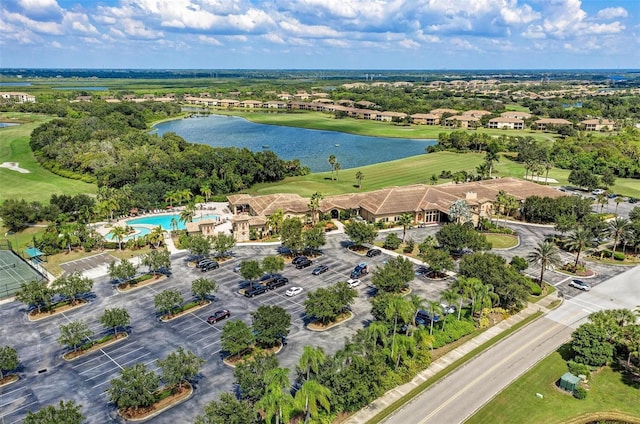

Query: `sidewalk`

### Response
(344, 291, 561, 424)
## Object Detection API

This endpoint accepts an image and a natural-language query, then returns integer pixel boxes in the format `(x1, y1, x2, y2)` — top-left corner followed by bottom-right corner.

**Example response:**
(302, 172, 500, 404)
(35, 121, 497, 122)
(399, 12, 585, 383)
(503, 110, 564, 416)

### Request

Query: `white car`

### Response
(286, 286, 303, 297)
(347, 278, 361, 288)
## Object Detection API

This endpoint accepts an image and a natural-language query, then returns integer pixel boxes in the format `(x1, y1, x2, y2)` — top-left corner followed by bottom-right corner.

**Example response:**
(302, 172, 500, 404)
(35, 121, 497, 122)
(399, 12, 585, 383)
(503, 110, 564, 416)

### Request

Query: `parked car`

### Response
(267, 277, 289, 289)
(415, 266, 429, 277)
(366, 248, 382, 257)
(244, 284, 269, 298)
(292, 256, 308, 265)
(196, 258, 215, 268)
(201, 261, 219, 272)
(416, 309, 441, 326)
(312, 264, 329, 275)
(295, 259, 313, 269)
(607, 193, 617, 199)
(232, 264, 242, 273)
(592, 188, 605, 195)
(347, 278, 361, 288)
(350, 262, 369, 279)
(207, 309, 230, 324)
(569, 279, 590, 291)
(629, 197, 638, 204)
(286, 286, 303, 296)
(440, 303, 457, 315)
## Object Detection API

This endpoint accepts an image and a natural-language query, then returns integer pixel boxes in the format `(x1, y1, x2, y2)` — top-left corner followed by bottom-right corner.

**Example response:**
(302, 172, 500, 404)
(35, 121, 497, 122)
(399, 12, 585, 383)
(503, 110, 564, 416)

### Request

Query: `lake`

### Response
(154, 114, 436, 172)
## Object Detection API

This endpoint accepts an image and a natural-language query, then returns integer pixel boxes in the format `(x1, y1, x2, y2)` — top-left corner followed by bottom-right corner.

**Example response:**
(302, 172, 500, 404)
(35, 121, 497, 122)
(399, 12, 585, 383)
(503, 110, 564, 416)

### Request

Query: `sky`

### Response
(0, 0, 639, 70)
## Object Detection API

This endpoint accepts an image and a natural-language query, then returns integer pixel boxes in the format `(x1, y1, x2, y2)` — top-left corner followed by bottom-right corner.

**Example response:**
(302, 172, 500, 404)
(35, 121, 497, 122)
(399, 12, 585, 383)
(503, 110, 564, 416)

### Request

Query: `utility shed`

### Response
(559, 372, 581, 392)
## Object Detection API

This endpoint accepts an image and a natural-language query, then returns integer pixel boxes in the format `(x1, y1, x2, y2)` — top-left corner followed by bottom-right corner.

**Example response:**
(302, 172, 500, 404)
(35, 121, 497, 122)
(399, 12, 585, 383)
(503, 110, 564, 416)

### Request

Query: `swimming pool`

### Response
(125, 213, 221, 231)
(105, 226, 152, 242)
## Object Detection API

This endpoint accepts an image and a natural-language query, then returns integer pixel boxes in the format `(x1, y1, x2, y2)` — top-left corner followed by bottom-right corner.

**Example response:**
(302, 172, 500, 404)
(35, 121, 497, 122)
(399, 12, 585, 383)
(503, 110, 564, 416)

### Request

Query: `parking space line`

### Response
(553, 276, 573, 286)
(1, 400, 38, 420)
(0, 394, 32, 409)
(78, 359, 115, 375)
(101, 348, 126, 370)
(201, 339, 221, 349)
(0, 387, 26, 399)
(110, 346, 145, 361)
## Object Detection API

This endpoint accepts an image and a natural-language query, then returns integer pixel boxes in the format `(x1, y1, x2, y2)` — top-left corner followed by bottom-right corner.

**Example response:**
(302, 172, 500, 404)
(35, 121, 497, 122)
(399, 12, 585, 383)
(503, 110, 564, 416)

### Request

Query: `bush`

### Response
(567, 360, 591, 379)
(600, 250, 613, 258)
(573, 386, 587, 399)
(431, 319, 475, 349)
(527, 279, 542, 296)
(510, 256, 528, 272)
(403, 239, 415, 253)
(383, 233, 401, 250)
(613, 252, 625, 261)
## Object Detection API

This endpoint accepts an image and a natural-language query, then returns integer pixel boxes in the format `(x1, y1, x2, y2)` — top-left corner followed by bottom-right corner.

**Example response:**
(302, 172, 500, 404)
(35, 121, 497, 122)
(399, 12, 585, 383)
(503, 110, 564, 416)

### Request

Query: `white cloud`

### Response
(595, 7, 628, 20)
(120, 18, 163, 39)
(198, 34, 222, 45)
(49, 40, 62, 48)
(16, 0, 63, 21)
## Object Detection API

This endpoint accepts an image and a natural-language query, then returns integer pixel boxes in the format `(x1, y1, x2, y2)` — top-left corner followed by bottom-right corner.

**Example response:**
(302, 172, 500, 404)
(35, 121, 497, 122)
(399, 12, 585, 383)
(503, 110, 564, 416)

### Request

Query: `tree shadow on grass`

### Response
(611, 360, 640, 390)
(557, 343, 574, 361)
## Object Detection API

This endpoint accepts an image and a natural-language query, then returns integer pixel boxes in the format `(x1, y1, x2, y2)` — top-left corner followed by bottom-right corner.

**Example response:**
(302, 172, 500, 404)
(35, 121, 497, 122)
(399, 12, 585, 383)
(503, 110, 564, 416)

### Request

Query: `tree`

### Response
(141, 249, 170, 275)
(564, 227, 594, 268)
(418, 246, 454, 278)
(221, 320, 254, 358)
(328, 154, 336, 180)
(108, 259, 137, 283)
(308, 192, 323, 225)
(58, 225, 80, 253)
(608, 217, 631, 253)
(302, 226, 326, 252)
(15, 279, 53, 314)
(200, 185, 212, 203)
(24, 400, 84, 424)
(440, 288, 461, 320)
(383, 233, 401, 250)
(568, 169, 600, 191)
(436, 223, 490, 253)
(555, 214, 577, 236)
(398, 213, 413, 244)
(100, 308, 131, 337)
(614, 196, 624, 215)
(107, 363, 159, 411)
(0, 345, 19, 379)
(185, 234, 211, 256)
(571, 323, 615, 367)
(304, 283, 356, 325)
(240, 260, 262, 282)
(252, 305, 291, 348)
(344, 220, 377, 247)
(262, 255, 285, 276)
(57, 320, 94, 353)
(156, 347, 204, 390)
(371, 256, 414, 293)
(210, 232, 235, 257)
(256, 374, 295, 424)
(108, 225, 129, 250)
(294, 379, 331, 424)
(485, 145, 499, 178)
(334, 162, 341, 181)
(154, 289, 184, 316)
(234, 353, 279, 403)
(267, 208, 284, 235)
(280, 217, 303, 253)
(355, 171, 364, 189)
(384, 296, 415, 359)
(52, 271, 93, 305)
(448, 199, 471, 224)
(299, 347, 326, 382)
(527, 240, 562, 287)
(192, 277, 218, 303)
(195, 392, 257, 424)
(146, 226, 165, 248)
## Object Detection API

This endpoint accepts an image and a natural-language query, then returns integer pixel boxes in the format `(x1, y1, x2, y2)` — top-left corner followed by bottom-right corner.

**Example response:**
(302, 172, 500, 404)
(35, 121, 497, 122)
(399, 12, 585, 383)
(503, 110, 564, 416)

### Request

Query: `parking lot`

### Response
(0, 225, 630, 423)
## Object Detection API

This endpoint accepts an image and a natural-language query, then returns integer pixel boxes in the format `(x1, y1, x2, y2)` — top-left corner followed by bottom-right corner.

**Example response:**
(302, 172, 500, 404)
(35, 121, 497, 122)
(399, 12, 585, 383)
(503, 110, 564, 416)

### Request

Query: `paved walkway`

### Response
(344, 291, 562, 424)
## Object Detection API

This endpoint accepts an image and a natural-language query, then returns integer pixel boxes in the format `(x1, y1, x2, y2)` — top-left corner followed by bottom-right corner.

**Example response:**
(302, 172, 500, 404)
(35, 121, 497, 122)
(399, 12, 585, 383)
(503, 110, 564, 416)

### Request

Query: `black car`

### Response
(366, 248, 382, 257)
(295, 259, 313, 269)
(196, 258, 215, 268)
(267, 277, 289, 289)
(244, 284, 269, 298)
(312, 264, 329, 275)
(201, 261, 219, 272)
(207, 309, 230, 324)
(416, 310, 440, 326)
(629, 197, 638, 204)
(292, 256, 308, 265)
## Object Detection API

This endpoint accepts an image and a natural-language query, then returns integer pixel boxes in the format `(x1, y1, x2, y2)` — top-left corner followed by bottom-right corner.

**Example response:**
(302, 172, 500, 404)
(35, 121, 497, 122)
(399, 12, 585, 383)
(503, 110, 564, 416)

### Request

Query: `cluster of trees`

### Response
(220, 305, 291, 358)
(57, 308, 131, 353)
(277, 217, 327, 254)
(181, 232, 236, 258)
(108, 250, 172, 283)
(107, 348, 204, 414)
(26, 101, 308, 213)
(15, 272, 94, 314)
(304, 282, 357, 325)
(154, 277, 218, 317)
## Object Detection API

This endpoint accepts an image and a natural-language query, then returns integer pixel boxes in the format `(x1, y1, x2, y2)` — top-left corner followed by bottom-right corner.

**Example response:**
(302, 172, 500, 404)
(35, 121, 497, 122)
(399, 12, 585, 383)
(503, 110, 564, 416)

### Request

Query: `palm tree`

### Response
(179, 205, 196, 225)
(596, 194, 607, 212)
(398, 213, 413, 244)
(614, 196, 624, 215)
(108, 225, 129, 250)
(200, 185, 212, 203)
(164, 191, 178, 208)
(364, 321, 389, 352)
(527, 240, 562, 288)
(391, 334, 416, 369)
(475, 283, 499, 313)
(299, 346, 325, 381)
(146, 226, 165, 248)
(266, 208, 284, 235)
(257, 368, 294, 424)
(355, 171, 364, 189)
(328, 154, 336, 180)
(608, 217, 631, 253)
(334, 162, 341, 181)
(425, 300, 443, 335)
(307, 192, 323, 226)
(294, 379, 331, 424)
(408, 294, 426, 332)
(564, 227, 593, 269)
(170, 217, 179, 233)
(384, 296, 414, 358)
(58, 226, 80, 253)
(440, 288, 461, 321)
(485, 149, 499, 178)
(178, 189, 193, 206)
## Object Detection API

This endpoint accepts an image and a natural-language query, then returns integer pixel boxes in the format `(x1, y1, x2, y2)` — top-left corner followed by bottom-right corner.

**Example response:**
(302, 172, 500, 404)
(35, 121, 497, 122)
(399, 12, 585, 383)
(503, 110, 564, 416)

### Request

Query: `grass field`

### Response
(0, 113, 96, 202)
(485, 234, 519, 249)
(466, 348, 640, 424)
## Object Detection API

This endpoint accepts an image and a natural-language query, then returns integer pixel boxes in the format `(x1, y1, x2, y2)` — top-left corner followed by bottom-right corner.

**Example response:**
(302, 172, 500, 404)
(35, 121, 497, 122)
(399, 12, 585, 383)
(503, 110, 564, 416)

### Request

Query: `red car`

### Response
(207, 309, 230, 324)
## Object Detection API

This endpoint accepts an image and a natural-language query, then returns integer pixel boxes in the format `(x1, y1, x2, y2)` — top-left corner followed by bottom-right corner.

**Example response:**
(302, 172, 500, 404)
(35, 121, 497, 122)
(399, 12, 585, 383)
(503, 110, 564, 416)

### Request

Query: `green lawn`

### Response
(0, 113, 96, 202)
(466, 349, 640, 424)
(485, 233, 519, 249)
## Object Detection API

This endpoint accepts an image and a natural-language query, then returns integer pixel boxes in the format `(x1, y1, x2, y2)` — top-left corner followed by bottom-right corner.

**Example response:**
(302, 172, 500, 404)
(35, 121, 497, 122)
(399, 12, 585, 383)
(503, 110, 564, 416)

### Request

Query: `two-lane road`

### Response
(384, 265, 640, 424)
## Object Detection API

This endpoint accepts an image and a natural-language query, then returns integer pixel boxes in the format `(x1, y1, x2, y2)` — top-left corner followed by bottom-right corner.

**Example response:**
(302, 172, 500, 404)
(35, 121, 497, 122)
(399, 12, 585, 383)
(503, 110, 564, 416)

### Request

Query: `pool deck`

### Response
(95, 202, 234, 254)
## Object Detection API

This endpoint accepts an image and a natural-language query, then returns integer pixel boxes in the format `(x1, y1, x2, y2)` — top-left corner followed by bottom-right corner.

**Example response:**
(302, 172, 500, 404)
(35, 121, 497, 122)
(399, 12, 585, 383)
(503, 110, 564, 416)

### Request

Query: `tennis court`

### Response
(0, 250, 46, 300)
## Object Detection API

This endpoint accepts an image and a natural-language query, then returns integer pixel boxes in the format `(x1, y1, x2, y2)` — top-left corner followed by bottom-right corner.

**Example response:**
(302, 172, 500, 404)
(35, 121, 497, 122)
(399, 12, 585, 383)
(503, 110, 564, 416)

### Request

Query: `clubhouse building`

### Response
(220, 178, 564, 242)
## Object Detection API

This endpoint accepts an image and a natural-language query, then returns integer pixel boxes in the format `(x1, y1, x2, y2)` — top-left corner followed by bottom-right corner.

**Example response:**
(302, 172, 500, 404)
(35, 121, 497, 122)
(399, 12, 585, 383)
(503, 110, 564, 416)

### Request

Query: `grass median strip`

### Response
(367, 310, 544, 424)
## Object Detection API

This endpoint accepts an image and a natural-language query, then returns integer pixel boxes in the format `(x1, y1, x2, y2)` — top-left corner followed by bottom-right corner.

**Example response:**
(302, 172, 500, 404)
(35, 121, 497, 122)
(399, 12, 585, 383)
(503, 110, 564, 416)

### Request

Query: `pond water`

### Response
(154, 114, 436, 172)
(52, 86, 108, 91)
(0, 82, 32, 87)
(0, 123, 20, 128)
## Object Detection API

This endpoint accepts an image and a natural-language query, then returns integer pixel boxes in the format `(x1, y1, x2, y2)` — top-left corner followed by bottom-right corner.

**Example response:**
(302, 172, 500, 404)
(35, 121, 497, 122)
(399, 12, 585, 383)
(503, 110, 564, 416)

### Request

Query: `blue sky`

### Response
(1, 0, 638, 69)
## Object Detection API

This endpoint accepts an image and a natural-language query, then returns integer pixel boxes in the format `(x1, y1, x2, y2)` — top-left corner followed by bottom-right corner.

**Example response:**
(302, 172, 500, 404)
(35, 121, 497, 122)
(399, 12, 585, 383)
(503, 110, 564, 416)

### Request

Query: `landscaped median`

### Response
(62, 333, 129, 361)
(116, 273, 167, 292)
(158, 300, 211, 322)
